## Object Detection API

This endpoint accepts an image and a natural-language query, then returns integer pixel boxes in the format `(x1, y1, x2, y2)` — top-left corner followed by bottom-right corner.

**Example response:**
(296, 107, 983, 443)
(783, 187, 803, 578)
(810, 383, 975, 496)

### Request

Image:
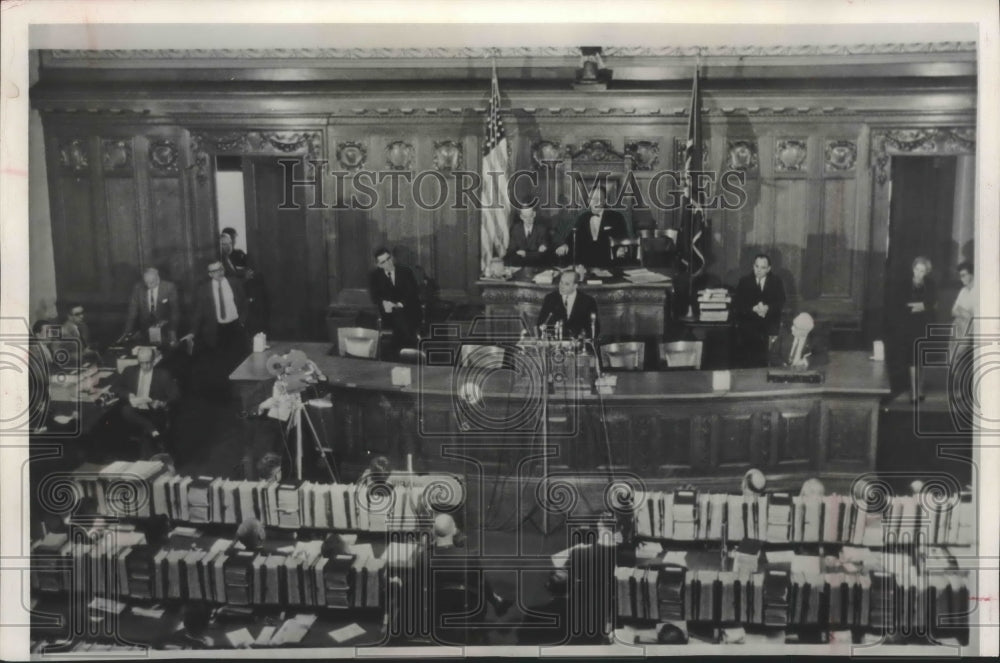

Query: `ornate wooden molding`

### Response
(189, 129, 322, 183)
(385, 141, 415, 171)
(148, 139, 180, 176)
(101, 139, 132, 174)
(625, 140, 660, 171)
(46, 42, 975, 61)
(336, 141, 367, 172)
(775, 138, 808, 173)
(824, 139, 857, 173)
(432, 140, 463, 171)
(57, 138, 89, 173)
(532, 140, 569, 168)
(871, 127, 975, 185)
(727, 140, 759, 172)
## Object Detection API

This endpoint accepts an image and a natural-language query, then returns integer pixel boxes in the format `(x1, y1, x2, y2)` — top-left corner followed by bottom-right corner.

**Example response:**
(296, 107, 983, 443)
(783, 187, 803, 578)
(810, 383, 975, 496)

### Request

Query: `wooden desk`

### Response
(232, 346, 889, 480)
(478, 275, 672, 338)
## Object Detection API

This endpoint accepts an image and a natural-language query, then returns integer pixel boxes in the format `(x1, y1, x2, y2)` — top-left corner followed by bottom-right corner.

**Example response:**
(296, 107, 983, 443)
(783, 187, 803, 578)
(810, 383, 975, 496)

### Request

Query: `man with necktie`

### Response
(123, 267, 179, 347)
(505, 201, 552, 267)
(735, 253, 786, 367)
(554, 187, 628, 270)
(113, 345, 179, 458)
(768, 312, 829, 369)
(537, 270, 600, 339)
(369, 247, 423, 356)
(182, 261, 248, 397)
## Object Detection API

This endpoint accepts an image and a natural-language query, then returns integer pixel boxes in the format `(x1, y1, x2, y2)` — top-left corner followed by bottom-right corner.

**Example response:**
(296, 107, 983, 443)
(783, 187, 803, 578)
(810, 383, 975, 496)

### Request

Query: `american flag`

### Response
(680, 65, 706, 277)
(480, 62, 511, 274)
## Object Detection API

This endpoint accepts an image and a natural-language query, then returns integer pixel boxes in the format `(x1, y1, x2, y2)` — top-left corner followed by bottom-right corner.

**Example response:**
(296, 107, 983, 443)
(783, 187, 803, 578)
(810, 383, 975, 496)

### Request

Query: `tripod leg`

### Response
(301, 407, 340, 483)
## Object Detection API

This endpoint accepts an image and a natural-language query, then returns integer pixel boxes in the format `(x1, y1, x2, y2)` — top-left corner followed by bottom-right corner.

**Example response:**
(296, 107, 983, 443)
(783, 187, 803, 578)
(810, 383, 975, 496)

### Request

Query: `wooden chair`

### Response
(599, 342, 646, 371)
(659, 340, 703, 369)
(337, 327, 380, 359)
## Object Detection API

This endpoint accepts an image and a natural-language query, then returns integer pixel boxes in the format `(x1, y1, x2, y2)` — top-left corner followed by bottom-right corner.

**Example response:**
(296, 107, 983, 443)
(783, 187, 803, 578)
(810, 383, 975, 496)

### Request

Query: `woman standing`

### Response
(894, 256, 937, 402)
(950, 261, 976, 363)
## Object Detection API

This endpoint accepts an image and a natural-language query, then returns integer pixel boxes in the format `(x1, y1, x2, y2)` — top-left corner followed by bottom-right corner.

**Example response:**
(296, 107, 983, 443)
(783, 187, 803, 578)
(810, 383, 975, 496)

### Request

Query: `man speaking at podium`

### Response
(537, 270, 600, 339)
(554, 187, 628, 270)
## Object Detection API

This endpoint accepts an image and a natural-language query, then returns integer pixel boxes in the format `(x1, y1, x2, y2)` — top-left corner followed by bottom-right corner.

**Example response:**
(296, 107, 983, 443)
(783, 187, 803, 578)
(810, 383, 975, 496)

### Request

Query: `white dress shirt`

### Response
(133, 368, 153, 409)
(563, 292, 577, 315)
(212, 278, 239, 324)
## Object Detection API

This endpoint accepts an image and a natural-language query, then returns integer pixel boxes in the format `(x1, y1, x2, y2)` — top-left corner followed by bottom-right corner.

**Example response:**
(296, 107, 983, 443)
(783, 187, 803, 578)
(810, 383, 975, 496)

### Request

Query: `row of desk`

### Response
(231, 343, 890, 480)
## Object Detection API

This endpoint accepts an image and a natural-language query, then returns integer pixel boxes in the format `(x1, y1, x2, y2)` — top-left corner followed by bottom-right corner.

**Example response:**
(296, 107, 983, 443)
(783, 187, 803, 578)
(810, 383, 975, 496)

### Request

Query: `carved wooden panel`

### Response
(819, 178, 858, 299)
(823, 403, 873, 464)
(774, 409, 814, 467)
(775, 138, 808, 173)
(103, 177, 142, 298)
(648, 415, 693, 468)
(148, 139, 180, 176)
(716, 413, 755, 468)
(824, 139, 857, 174)
(101, 139, 133, 176)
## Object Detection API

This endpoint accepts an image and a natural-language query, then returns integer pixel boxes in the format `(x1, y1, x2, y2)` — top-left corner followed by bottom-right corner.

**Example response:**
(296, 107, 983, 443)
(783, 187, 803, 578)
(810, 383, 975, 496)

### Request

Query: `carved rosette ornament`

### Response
(336, 141, 367, 172)
(433, 140, 463, 171)
(102, 139, 132, 174)
(385, 140, 415, 171)
(625, 140, 660, 171)
(774, 139, 808, 173)
(871, 127, 974, 185)
(824, 140, 857, 172)
(727, 140, 759, 172)
(571, 139, 621, 162)
(189, 129, 323, 183)
(148, 139, 179, 175)
(58, 138, 89, 173)
(532, 140, 567, 168)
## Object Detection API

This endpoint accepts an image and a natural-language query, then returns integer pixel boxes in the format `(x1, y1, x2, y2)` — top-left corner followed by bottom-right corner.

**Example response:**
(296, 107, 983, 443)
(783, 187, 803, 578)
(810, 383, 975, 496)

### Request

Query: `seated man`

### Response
(768, 312, 829, 369)
(113, 346, 179, 457)
(536, 269, 600, 339)
(504, 201, 552, 267)
(369, 247, 423, 355)
(59, 305, 101, 366)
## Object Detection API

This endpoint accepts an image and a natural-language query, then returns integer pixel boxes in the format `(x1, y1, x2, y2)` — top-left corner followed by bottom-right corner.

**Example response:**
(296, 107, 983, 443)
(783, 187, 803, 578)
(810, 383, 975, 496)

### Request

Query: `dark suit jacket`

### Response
(115, 364, 179, 404)
(768, 327, 829, 368)
(189, 277, 247, 348)
(220, 249, 250, 278)
(569, 210, 627, 269)
(505, 220, 552, 266)
(537, 290, 600, 339)
(735, 273, 786, 336)
(369, 265, 422, 327)
(124, 280, 180, 341)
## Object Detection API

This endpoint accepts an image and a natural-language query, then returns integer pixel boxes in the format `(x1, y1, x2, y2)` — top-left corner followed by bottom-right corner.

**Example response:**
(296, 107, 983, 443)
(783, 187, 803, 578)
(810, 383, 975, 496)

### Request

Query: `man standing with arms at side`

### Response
(735, 253, 785, 368)
(123, 267, 180, 348)
(182, 260, 248, 399)
(554, 187, 629, 270)
(537, 270, 600, 339)
(369, 247, 423, 358)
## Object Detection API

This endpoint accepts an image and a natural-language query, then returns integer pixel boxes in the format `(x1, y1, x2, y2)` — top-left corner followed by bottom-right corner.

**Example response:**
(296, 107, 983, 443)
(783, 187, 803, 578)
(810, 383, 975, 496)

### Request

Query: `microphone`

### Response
(590, 312, 597, 341)
(539, 311, 553, 337)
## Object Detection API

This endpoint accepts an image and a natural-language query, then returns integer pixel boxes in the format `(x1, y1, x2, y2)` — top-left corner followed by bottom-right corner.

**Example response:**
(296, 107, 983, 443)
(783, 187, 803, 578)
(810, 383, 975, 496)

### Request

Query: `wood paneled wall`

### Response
(35, 85, 975, 342)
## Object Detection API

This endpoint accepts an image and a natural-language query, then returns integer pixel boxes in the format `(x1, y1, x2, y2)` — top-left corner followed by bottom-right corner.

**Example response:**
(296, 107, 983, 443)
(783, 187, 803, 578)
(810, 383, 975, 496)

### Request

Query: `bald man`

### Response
(123, 267, 179, 347)
(768, 312, 829, 369)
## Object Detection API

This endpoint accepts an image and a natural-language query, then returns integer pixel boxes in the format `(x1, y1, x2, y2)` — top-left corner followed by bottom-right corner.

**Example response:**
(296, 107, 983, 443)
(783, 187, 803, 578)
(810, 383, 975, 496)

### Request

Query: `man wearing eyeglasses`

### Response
(369, 247, 422, 356)
(182, 261, 248, 393)
(60, 305, 100, 365)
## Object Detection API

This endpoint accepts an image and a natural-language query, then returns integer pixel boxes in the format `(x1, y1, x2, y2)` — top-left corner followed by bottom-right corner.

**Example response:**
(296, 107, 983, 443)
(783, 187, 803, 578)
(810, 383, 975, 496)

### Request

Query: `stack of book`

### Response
(632, 489, 976, 546)
(613, 564, 971, 637)
(73, 463, 461, 534)
(697, 288, 731, 322)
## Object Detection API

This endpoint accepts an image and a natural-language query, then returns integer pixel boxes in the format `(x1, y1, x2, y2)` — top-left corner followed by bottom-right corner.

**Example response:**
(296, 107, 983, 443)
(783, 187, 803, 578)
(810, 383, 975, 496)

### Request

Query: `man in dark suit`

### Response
(123, 267, 180, 347)
(537, 270, 600, 339)
(369, 247, 422, 354)
(59, 304, 100, 366)
(114, 346, 179, 457)
(554, 187, 628, 269)
(182, 261, 249, 394)
(505, 202, 552, 267)
(735, 254, 786, 367)
(768, 312, 829, 369)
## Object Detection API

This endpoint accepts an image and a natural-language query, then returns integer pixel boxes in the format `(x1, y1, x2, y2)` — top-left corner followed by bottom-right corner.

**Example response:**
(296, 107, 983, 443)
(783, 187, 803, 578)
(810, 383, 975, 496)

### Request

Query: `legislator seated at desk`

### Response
(768, 312, 829, 370)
